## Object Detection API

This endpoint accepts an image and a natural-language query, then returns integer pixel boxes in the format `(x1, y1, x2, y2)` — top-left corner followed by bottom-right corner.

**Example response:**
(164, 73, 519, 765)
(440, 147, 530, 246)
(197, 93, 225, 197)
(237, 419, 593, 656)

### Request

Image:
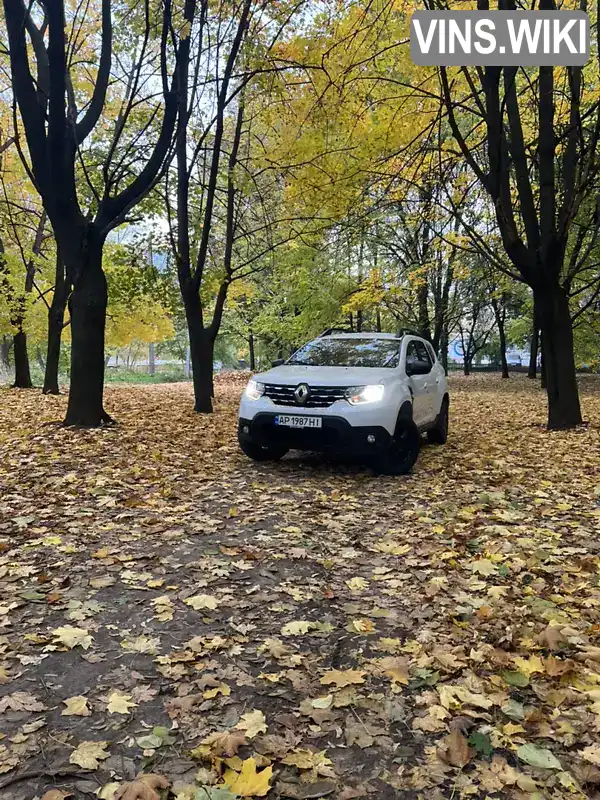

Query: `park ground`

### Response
(0, 375, 600, 800)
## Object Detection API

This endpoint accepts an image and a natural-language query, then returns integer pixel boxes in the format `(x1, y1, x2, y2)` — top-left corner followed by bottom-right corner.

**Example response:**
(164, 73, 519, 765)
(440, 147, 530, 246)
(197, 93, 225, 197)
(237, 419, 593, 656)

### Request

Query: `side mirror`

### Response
(271, 358, 285, 367)
(406, 360, 430, 376)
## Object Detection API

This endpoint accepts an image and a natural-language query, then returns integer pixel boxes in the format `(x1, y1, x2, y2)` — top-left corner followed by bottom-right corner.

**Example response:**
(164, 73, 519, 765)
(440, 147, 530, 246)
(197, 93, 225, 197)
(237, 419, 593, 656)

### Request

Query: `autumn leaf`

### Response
(236, 709, 267, 738)
(62, 695, 91, 717)
(517, 743, 562, 770)
(192, 731, 246, 759)
(69, 740, 110, 770)
(52, 625, 93, 650)
(281, 748, 334, 773)
(222, 757, 273, 796)
(0, 691, 46, 713)
(184, 593, 220, 611)
(281, 620, 314, 636)
(442, 729, 472, 768)
(107, 690, 137, 714)
(320, 669, 365, 688)
(115, 773, 170, 800)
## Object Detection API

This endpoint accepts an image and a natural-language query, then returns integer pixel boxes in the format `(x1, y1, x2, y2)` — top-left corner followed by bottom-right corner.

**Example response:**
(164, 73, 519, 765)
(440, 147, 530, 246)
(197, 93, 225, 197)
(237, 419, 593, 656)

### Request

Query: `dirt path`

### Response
(1, 375, 599, 799)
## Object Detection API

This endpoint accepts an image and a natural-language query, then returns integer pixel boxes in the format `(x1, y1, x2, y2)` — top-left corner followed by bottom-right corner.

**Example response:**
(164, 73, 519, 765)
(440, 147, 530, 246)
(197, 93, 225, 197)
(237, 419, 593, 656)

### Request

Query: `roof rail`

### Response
(396, 327, 424, 338)
(318, 327, 354, 337)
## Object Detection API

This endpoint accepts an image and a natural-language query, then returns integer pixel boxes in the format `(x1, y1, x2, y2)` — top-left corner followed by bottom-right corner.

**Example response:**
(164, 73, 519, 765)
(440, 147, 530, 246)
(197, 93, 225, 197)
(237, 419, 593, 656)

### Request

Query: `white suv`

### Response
(238, 330, 449, 474)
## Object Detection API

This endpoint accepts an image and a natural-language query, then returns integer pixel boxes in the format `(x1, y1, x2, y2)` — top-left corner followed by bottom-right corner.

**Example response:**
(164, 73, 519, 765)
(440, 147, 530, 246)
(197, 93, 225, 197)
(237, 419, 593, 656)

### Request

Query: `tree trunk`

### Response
(491, 299, 509, 379)
(535, 284, 582, 428)
(12, 329, 32, 388)
(463, 358, 471, 376)
(528, 296, 539, 379)
(183, 289, 213, 413)
(0, 335, 11, 369)
(64, 245, 111, 426)
(528, 326, 539, 379)
(440, 324, 449, 375)
(149, 342, 156, 375)
(44, 252, 69, 395)
(248, 330, 256, 371)
(417, 281, 431, 341)
(375, 307, 382, 332)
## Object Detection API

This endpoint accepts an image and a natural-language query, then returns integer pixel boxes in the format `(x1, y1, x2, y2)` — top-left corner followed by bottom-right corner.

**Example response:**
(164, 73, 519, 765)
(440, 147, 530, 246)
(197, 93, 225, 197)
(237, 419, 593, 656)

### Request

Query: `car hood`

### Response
(251, 365, 393, 386)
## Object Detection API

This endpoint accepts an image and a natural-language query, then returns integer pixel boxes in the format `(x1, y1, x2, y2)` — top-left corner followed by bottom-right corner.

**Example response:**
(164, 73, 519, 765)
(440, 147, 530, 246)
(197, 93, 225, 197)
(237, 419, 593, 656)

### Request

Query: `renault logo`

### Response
(294, 383, 310, 405)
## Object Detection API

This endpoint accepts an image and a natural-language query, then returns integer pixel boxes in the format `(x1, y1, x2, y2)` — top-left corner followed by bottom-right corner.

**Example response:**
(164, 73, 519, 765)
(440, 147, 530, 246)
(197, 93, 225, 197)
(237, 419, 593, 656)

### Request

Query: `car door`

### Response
(404, 340, 430, 426)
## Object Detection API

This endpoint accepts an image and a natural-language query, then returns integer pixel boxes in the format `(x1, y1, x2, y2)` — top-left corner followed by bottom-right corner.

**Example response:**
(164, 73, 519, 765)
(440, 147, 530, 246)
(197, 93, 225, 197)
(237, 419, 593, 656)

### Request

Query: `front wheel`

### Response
(427, 397, 449, 445)
(238, 435, 288, 462)
(373, 418, 421, 476)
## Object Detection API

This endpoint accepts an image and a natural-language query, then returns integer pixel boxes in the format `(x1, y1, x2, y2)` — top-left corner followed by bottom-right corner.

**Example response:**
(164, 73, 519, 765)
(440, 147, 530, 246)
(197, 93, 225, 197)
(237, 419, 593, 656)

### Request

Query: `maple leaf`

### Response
(222, 757, 273, 796)
(107, 690, 137, 714)
(442, 729, 472, 767)
(281, 620, 314, 636)
(193, 731, 246, 759)
(345, 577, 368, 591)
(0, 690, 46, 714)
(114, 773, 169, 800)
(184, 593, 220, 611)
(236, 709, 268, 738)
(52, 625, 93, 650)
(69, 740, 110, 770)
(120, 635, 160, 654)
(320, 669, 365, 688)
(281, 748, 334, 775)
(62, 695, 91, 716)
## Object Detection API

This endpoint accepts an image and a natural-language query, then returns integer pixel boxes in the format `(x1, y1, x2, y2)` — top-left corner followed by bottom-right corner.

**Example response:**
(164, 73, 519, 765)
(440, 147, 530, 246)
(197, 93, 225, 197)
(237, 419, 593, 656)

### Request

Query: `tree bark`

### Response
(43, 250, 69, 394)
(535, 284, 581, 428)
(12, 329, 32, 388)
(183, 287, 213, 413)
(0, 335, 11, 368)
(528, 327, 539, 379)
(64, 244, 111, 426)
(440, 323, 449, 374)
(248, 329, 256, 371)
(491, 297, 509, 378)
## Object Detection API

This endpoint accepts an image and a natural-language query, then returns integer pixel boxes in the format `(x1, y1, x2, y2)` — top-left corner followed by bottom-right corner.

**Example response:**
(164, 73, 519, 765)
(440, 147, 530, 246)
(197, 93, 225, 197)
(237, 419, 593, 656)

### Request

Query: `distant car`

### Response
(238, 330, 449, 474)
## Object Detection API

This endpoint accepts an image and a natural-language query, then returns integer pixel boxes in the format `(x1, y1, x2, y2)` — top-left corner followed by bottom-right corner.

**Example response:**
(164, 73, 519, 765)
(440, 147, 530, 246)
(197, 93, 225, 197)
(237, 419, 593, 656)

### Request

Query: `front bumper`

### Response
(238, 413, 392, 455)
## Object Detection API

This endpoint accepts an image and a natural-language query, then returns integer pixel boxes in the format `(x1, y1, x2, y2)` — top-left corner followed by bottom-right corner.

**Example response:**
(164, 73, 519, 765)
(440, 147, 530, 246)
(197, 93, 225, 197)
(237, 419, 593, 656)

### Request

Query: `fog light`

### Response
(367, 434, 376, 444)
(243, 426, 250, 434)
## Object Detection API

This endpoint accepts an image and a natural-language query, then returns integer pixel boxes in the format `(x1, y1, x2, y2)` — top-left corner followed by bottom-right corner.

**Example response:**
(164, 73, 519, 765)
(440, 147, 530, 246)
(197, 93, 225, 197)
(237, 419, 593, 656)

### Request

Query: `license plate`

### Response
(275, 415, 322, 428)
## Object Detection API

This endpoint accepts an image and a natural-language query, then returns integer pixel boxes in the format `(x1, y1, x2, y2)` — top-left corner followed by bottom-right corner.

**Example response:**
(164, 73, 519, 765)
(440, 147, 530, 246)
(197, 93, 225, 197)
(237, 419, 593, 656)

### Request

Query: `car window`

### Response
(287, 338, 401, 368)
(415, 341, 432, 369)
(406, 341, 420, 368)
(426, 343, 436, 363)
(405, 340, 432, 373)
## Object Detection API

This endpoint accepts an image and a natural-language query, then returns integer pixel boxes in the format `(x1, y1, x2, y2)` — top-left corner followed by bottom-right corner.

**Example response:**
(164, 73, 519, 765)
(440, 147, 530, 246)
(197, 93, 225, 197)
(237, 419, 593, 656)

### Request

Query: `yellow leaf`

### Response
(185, 594, 220, 611)
(223, 757, 272, 796)
(281, 748, 332, 770)
(203, 683, 231, 699)
(345, 577, 368, 591)
(52, 626, 93, 650)
(320, 669, 365, 688)
(69, 740, 110, 770)
(61, 695, 91, 717)
(281, 620, 313, 636)
(107, 690, 137, 714)
(235, 709, 267, 738)
(513, 655, 545, 676)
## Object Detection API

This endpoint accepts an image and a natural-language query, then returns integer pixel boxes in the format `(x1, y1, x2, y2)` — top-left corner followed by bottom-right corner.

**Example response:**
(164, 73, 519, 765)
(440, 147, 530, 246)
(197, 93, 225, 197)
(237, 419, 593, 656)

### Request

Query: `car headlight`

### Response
(345, 384, 385, 405)
(245, 380, 265, 401)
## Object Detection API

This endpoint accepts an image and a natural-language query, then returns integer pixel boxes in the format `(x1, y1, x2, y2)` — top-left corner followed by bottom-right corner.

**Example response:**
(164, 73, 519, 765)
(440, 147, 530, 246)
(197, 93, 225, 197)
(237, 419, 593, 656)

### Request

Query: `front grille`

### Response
(263, 384, 348, 408)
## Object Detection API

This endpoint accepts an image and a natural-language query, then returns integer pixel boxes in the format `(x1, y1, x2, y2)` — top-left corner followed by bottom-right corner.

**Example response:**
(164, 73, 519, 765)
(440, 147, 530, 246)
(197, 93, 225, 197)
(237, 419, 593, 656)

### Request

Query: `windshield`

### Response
(287, 338, 401, 368)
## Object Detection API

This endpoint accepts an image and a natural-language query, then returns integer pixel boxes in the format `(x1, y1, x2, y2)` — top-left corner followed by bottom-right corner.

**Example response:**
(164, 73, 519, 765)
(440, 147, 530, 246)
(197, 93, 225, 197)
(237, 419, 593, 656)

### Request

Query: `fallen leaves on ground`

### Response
(0, 375, 600, 799)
